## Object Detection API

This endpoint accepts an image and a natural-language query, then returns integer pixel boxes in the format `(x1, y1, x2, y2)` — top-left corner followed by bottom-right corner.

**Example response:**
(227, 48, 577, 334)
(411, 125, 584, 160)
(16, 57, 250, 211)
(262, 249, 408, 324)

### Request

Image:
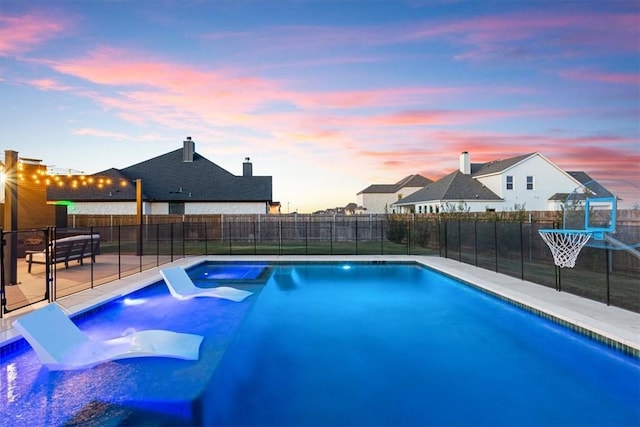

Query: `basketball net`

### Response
(538, 230, 593, 268)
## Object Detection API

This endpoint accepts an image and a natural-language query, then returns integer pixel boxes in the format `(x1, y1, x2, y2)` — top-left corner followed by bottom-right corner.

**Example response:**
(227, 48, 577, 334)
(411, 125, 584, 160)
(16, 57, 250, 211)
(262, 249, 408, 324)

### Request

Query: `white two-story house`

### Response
(392, 152, 613, 214)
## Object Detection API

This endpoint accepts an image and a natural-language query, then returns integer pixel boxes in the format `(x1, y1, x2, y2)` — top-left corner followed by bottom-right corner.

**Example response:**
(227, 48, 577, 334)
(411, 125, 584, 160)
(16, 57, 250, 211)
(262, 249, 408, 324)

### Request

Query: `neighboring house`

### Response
(357, 174, 433, 214)
(392, 152, 614, 214)
(47, 138, 274, 215)
(313, 203, 366, 215)
(343, 202, 367, 215)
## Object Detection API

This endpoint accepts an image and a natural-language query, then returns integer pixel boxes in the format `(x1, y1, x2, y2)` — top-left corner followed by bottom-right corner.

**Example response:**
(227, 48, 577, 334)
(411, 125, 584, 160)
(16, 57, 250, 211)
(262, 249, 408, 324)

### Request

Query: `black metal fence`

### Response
(2, 215, 638, 317)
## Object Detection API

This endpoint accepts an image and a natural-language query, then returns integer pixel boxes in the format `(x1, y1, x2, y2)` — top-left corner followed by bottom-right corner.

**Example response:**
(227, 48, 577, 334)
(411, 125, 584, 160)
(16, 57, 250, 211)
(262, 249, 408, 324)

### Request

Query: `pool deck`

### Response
(1, 255, 639, 355)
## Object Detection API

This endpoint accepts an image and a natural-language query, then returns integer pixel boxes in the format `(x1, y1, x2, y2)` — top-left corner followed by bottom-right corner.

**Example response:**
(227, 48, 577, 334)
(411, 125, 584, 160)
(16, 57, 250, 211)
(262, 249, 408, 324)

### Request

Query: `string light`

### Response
(7, 159, 130, 189)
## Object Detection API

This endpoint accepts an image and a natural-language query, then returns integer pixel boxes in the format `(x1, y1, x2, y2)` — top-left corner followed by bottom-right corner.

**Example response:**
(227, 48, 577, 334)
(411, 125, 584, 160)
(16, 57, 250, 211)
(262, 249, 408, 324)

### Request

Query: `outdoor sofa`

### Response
(25, 234, 100, 273)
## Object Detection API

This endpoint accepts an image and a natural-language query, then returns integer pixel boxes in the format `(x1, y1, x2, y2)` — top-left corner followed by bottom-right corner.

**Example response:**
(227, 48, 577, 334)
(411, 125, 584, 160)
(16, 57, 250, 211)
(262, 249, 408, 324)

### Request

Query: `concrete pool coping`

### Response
(1, 255, 639, 356)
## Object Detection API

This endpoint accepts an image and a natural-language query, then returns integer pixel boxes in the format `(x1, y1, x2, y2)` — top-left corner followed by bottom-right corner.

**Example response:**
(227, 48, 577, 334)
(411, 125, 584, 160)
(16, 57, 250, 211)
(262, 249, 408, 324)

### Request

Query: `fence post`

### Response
(118, 224, 122, 279)
(444, 220, 448, 259)
(355, 216, 359, 255)
(49, 227, 56, 301)
(228, 218, 232, 255)
(494, 221, 498, 272)
(520, 222, 525, 280)
(90, 226, 95, 289)
(437, 219, 441, 257)
(254, 220, 257, 255)
(406, 218, 410, 255)
(330, 218, 334, 255)
(278, 219, 282, 256)
(557, 266, 562, 292)
(474, 220, 478, 266)
(204, 221, 209, 255)
(170, 223, 174, 263)
(380, 219, 384, 255)
(606, 248, 611, 305)
(458, 219, 462, 262)
(139, 225, 143, 272)
(0, 228, 4, 317)
(305, 218, 308, 255)
(554, 221, 561, 292)
(156, 223, 160, 266)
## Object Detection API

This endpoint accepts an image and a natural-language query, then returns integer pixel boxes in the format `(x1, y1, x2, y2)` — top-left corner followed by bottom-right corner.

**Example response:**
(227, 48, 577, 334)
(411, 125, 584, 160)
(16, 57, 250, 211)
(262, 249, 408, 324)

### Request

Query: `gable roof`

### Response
(48, 146, 272, 203)
(357, 174, 432, 194)
(567, 171, 615, 198)
(472, 153, 535, 176)
(394, 170, 501, 206)
(547, 172, 615, 202)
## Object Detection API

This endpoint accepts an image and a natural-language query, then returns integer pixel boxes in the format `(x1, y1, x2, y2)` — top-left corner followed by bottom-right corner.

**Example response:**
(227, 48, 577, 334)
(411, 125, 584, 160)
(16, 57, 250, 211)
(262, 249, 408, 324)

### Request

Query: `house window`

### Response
(526, 176, 534, 190)
(169, 202, 185, 214)
(506, 176, 513, 190)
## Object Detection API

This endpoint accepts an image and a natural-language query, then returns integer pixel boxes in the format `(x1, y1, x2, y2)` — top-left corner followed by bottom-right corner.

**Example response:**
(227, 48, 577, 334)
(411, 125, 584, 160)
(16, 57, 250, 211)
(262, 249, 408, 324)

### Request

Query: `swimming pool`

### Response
(2, 262, 639, 426)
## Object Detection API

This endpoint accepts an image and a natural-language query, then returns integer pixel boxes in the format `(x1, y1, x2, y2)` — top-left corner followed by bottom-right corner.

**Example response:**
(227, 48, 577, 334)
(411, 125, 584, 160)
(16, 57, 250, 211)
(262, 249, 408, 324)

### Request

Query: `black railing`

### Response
(1, 216, 638, 317)
(439, 219, 639, 312)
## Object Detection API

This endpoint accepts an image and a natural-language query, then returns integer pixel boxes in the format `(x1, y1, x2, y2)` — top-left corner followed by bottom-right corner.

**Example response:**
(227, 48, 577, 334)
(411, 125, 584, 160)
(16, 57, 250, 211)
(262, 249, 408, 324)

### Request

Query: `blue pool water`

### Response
(1, 262, 639, 426)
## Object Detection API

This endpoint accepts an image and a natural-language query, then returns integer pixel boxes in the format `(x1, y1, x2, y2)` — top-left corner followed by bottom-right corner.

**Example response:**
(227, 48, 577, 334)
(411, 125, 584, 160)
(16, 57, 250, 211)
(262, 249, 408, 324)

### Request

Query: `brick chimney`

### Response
(459, 151, 470, 174)
(243, 157, 253, 176)
(183, 137, 194, 162)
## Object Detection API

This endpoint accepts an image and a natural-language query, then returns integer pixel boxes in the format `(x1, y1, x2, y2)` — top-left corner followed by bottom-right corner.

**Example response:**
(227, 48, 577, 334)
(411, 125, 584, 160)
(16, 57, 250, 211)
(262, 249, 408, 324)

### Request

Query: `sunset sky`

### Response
(1, 1, 638, 212)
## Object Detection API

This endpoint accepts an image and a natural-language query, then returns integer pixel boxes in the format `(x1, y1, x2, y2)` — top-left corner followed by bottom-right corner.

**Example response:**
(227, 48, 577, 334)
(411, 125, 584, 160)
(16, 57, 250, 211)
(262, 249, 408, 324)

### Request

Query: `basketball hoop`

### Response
(538, 229, 593, 268)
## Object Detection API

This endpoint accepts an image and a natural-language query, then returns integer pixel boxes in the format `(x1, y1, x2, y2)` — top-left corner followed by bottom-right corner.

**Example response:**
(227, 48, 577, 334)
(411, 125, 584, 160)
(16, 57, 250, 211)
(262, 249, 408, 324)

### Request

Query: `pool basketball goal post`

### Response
(539, 197, 616, 268)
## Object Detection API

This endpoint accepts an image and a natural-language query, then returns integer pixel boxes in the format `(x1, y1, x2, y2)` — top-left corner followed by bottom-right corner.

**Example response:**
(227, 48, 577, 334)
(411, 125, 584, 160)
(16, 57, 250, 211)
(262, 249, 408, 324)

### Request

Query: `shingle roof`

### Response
(472, 153, 535, 176)
(392, 152, 615, 207)
(567, 171, 614, 198)
(394, 170, 501, 205)
(357, 174, 432, 194)
(48, 147, 272, 202)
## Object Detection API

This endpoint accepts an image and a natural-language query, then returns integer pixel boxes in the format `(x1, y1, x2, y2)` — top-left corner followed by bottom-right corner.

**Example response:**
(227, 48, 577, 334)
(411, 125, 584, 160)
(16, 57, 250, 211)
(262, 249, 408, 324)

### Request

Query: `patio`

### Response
(3, 253, 176, 314)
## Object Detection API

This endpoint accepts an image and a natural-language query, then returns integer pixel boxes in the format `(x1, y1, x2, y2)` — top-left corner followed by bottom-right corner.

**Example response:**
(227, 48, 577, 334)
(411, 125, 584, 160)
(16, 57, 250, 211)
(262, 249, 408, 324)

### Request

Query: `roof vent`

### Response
(183, 137, 194, 162)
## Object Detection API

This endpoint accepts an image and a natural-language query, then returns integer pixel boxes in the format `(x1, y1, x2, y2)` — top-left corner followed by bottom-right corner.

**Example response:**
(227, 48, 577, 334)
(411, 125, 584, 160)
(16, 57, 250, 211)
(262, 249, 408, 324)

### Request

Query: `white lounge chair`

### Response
(12, 303, 203, 371)
(160, 267, 253, 302)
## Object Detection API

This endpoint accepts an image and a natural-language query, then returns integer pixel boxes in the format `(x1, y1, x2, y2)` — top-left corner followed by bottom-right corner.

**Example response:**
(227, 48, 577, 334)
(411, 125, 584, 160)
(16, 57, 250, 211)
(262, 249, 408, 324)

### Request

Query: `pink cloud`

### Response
(45, 47, 481, 139)
(46, 47, 293, 129)
(0, 12, 70, 56)
(407, 11, 640, 61)
(294, 86, 461, 109)
(367, 108, 560, 127)
(27, 78, 73, 91)
(558, 69, 639, 85)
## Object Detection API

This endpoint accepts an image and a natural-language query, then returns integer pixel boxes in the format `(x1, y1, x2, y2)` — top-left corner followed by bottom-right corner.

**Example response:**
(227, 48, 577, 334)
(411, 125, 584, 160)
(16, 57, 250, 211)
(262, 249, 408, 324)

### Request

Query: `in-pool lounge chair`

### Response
(12, 303, 203, 371)
(160, 267, 253, 302)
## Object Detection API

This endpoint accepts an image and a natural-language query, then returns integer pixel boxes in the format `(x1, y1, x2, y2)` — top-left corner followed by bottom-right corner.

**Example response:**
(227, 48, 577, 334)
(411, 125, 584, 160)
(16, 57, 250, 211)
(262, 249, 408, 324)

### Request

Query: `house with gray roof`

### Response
(356, 174, 433, 214)
(392, 152, 613, 214)
(47, 138, 274, 215)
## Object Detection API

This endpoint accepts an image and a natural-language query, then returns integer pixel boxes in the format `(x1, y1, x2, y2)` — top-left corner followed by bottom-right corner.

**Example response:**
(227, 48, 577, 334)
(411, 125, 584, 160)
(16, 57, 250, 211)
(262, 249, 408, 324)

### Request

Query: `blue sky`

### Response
(1, 0, 638, 212)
